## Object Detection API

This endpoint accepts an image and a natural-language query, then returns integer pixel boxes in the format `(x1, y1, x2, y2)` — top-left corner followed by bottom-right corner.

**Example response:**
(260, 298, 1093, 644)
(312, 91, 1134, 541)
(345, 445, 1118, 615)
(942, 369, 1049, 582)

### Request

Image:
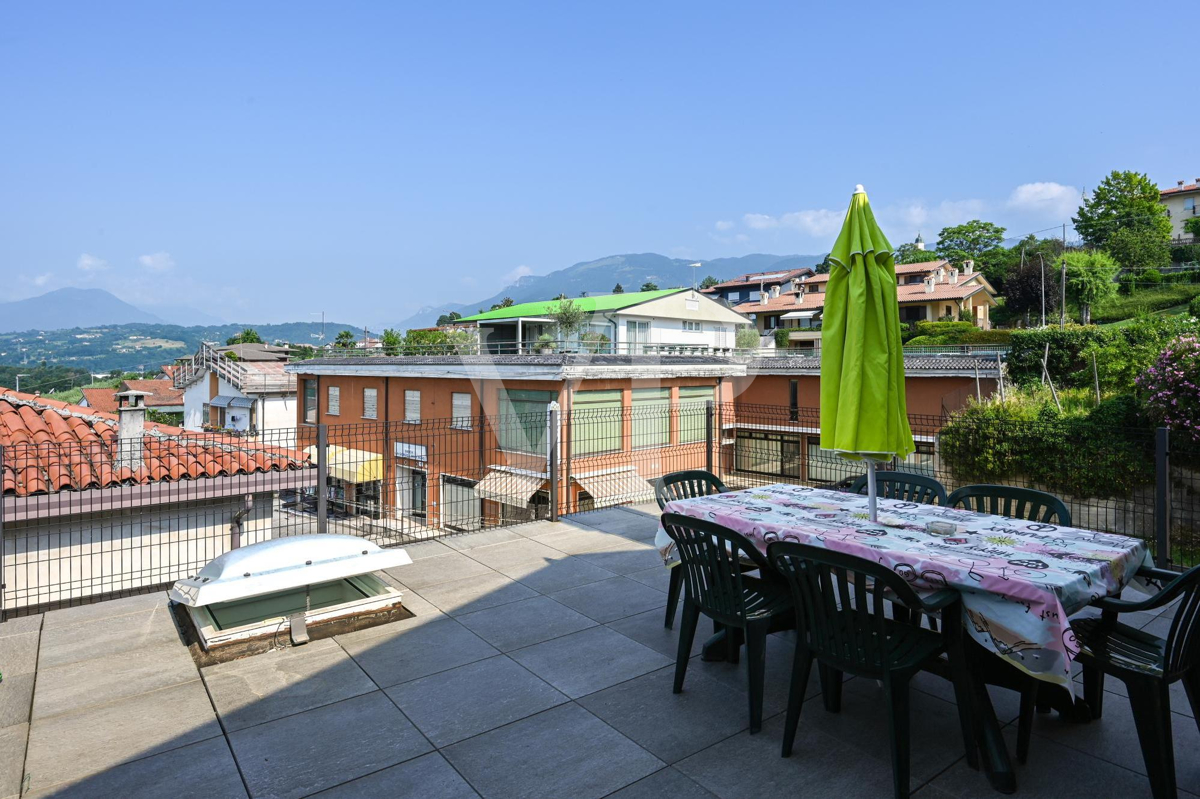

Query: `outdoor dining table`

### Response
(655, 482, 1153, 794)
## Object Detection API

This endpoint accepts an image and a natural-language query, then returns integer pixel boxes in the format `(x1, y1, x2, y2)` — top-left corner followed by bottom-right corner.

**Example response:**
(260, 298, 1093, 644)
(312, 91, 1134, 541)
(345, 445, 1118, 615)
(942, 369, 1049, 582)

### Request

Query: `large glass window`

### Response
(572, 389, 622, 455)
(498, 389, 554, 453)
(631, 388, 669, 448)
(303, 380, 317, 424)
(678, 386, 714, 443)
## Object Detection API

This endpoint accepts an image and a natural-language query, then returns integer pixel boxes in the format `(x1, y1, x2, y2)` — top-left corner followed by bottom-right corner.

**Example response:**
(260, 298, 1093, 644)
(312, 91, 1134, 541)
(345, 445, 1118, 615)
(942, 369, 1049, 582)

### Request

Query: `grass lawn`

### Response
(1090, 284, 1200, 324)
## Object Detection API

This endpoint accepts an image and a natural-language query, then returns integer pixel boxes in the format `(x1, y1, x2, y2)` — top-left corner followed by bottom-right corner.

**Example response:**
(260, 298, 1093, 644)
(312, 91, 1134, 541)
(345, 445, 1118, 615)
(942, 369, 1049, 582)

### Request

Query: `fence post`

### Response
(548, 403, 560, 521)
(705, 400, 715, 475)
(317, 423, 329, 535)
(1155, 427, 1171, 568)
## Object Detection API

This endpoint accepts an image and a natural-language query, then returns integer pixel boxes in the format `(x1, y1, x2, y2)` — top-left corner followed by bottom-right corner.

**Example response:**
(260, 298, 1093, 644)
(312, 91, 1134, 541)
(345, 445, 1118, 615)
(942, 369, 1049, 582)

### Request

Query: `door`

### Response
(410, 470, 427, 518)
(441, 476, 482, 532)
(626, 320, 650, 354)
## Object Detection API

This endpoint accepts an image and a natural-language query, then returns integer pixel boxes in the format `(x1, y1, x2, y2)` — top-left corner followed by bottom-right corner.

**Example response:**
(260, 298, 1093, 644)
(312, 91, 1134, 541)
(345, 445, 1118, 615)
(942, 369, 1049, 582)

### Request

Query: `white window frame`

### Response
(404, 389, 420, 423)
(362, 387, 378, 420)
(682, 320, 701, 332)
(327, 386, 340, 416)
(728, 291, 740, 303)
(451, 392, 472, 429)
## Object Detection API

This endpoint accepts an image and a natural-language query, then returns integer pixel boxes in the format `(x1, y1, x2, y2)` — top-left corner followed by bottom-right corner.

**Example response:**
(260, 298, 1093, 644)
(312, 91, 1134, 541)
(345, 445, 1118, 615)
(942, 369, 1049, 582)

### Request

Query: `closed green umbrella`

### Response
(820, 185, 914, 521)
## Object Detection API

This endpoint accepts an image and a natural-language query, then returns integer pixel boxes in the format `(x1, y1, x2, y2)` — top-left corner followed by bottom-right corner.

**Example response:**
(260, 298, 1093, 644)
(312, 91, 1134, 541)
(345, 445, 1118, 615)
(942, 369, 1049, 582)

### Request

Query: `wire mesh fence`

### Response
(2, 400, 1194, 619)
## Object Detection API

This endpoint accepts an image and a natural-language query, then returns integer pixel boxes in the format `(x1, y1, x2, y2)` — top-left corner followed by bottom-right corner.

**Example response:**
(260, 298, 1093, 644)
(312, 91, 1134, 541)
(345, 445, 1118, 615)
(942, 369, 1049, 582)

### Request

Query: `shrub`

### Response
(1138, 335, 1200, 442)
(1142, 268, 1164, 285)
(1089, 315, 1200, 393)
(735, 326, 760, 349)
(1171, 244, 1200, 265)
(774, 328, 790, 348)
(915, 320, 976, 338)
(1189, 295, 1200, 318)
(1006, 326, 1113, 387)
(1091, 284, 1200, 323)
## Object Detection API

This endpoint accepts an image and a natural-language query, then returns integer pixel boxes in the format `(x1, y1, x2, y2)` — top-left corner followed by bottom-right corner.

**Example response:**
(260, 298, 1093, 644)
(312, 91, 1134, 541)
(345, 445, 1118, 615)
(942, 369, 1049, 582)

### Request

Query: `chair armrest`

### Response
(915, 589, 960, 613)
(1091, 566, 1193, 614)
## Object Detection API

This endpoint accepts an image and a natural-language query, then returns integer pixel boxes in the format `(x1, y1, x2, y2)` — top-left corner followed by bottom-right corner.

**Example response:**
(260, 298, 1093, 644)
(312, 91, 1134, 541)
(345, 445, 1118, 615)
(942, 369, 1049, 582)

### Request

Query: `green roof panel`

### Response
(459, 289, 685, 322)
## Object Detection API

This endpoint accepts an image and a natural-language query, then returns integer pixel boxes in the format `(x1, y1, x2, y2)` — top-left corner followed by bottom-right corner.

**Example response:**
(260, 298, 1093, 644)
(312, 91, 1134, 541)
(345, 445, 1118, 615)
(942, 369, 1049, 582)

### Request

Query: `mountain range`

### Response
(394, 252, 825, 330)
(0, 288, 168, 333)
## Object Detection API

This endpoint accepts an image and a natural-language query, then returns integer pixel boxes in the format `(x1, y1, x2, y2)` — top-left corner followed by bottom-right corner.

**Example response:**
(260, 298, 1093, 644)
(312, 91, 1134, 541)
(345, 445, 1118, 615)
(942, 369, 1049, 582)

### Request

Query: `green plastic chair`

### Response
(848, 471, 948, 505)
(661, 513, 794, 734)
(656, 470, 730, 630)
(945, 484, 1072, 526)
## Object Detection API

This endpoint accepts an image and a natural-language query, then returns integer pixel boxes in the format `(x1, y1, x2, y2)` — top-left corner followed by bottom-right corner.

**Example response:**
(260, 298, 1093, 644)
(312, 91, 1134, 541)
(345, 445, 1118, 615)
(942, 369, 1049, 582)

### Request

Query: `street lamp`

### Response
(690, 263, 702, 294)
(15, 373, 30, 392)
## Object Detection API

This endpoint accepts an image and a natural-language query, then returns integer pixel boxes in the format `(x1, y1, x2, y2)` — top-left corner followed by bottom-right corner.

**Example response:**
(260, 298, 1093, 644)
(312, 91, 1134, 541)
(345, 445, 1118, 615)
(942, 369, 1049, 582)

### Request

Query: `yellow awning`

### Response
(303, 445, 384, 484)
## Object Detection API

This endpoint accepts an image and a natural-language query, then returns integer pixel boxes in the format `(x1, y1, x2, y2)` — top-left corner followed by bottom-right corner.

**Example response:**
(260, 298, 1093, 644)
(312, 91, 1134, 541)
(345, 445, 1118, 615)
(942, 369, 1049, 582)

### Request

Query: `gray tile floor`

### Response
(1, 504, 1197, 798)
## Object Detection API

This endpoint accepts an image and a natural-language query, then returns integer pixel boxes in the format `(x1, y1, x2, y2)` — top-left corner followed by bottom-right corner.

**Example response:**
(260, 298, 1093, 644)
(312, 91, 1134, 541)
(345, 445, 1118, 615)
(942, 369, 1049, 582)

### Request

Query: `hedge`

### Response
(1006, 326, 1112, 387)
(1091, 284, 1200, 323)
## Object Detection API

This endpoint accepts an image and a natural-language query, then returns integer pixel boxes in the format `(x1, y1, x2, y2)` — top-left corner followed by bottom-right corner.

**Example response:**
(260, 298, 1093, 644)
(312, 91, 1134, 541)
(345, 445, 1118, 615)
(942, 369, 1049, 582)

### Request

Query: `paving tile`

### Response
(0, 631, 39, 678)
(202, 638, 377, 732)
(443, 703, 662, 799)
(395, 538, 457, 560)
(229, 691, 432, 799)
(440, 527, 525, 551)
(509, 519, 588, 539)
(676, 713, 899, 799)
(385, 655, 567, 746)
(690, 633, 802, 720)
(461, 538, 567, 571)
(568, 508, 660, 539)
(529, 526, 629, 555)
(0, 614, 42, 638)
(386, 551, 496, 589)
(494, 555, 616, 595)
(0, 672, 34, 729)
(456, 596, 597, 652)
(40, 592, 169, 629)
(338, 617, 497, 687)
(578, 666, 762, 763)
(32, 641, 198, 721)
(550, 576, 667, 624)
(1072, 667, 1195, 718)
(24, 736, 248, 799)
(509, 626, 670, 698)
(606, 608, 707, 660)
(37, 606, 181, 669)
(625, 565, 671, 593)
(419, 571, 538, 616)
(606, 767, 716, 798)
(311, 752, 479, 798)
(0, 723, 27, 799)
(929, 726, 1160, 798)
(23, 680, 221, 794)
(576, 542, 663, 576)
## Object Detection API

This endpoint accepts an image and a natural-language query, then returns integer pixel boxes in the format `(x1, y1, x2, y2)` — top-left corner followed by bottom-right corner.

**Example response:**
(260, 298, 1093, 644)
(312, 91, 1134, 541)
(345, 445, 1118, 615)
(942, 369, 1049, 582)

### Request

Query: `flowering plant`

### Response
(1138, 335, 1200, 442)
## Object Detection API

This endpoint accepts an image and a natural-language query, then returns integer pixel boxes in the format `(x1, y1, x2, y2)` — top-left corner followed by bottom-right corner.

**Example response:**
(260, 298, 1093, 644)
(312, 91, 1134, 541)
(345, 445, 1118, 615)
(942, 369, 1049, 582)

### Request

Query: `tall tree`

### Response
(489, 297, 514, 311)
(935, 220, 1007, 266)
(333, 329, 356, 349)
(549, 298, 587, 342)
(1002, 257, 1061, 325)
(1106, 227, 1171, 273)
(640, 282, 658, 292)
(435, 311, 462, 326)
(895, 243, 942, 264)
(1063, 250, 1119, 325)
(699, 275, 719, 289)
(225, 327, 263, 345)
(612, 283, 624, 293)
(381, 328, 403, 351)
(1073, 170, 1171, 249)
(815, 255, 832, 274)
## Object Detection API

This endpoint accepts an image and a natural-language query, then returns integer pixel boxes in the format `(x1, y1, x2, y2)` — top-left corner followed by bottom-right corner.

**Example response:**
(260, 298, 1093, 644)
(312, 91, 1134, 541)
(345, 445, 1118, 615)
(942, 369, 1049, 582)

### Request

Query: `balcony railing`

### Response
(301, 341, 1010, 359)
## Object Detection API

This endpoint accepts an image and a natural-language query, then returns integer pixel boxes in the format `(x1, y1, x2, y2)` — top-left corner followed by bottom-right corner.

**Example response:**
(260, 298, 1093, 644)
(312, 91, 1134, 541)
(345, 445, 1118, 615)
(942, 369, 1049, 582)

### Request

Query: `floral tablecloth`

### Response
(656, 483, 1152, 688)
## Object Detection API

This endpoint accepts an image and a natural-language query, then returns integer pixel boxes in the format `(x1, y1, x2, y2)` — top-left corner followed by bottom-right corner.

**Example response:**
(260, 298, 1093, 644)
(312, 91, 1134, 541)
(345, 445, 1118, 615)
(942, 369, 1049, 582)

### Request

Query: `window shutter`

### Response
(363, 388, 378, 419)
(328, 386, 340, 415)
(452, 392, 471, 423)
(404, 390, 420, 422)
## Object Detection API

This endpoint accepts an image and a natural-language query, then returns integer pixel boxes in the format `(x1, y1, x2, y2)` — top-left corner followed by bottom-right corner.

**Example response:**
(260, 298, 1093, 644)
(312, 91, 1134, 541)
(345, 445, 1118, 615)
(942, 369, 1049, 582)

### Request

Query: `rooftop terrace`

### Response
(1, 505, 1194, 798)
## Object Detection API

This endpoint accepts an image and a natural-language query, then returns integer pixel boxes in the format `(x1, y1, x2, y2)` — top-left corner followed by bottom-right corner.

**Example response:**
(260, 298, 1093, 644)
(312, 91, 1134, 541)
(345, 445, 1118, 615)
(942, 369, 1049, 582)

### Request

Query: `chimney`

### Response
(1180, 180, 1186, 187)
(935, 266, 945, 282)
(924, 276, 935, 293)
(950, 268, 959, 284)
(759, 291, 768, 305)
(962, 260, 974, 275)
(115, 388, 149, 472)
(770, 284, 780, 298)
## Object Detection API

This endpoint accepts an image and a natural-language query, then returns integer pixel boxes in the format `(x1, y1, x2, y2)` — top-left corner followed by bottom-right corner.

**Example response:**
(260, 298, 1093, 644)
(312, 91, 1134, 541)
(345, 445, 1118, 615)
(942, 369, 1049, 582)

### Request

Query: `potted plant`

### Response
(537, 333, 556, 354)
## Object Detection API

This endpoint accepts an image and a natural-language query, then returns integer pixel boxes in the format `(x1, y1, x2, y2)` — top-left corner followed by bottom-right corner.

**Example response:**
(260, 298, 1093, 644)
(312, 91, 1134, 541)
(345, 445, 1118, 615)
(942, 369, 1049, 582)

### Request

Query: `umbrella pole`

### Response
(866, 460, 878, 523)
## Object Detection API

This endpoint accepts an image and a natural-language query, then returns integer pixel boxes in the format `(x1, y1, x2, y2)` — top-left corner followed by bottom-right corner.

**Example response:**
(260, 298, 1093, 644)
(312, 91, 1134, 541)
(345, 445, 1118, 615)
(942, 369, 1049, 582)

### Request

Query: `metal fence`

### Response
(2, 401, 1196, 619)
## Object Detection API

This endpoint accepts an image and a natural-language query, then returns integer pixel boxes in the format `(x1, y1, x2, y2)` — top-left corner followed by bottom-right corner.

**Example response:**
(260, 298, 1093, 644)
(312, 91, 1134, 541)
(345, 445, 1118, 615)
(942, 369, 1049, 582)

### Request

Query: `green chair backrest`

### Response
(661, 513, 770, 626)
(655, 470, 729, 511)
(848, 471, 947, 506)
(945, 484, 1071, 526)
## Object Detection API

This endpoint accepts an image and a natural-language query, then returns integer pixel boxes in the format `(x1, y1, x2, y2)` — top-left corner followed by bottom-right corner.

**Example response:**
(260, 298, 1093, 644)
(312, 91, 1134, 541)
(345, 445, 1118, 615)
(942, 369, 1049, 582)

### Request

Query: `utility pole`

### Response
(1039, 254, 1046, 327)
(15, 374, 30, 392)
(1060, 258, 1067, 329)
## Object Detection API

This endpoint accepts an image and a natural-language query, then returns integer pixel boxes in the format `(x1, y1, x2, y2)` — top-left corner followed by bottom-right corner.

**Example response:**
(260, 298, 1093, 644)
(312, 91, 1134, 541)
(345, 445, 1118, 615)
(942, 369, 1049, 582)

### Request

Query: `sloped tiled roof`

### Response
(81, 380, 183, 413)
(701, 268, 814, 291)
(734, 271, 992, 315)
(1162, 182, 1200, 196)
(0, 388, 308, 497)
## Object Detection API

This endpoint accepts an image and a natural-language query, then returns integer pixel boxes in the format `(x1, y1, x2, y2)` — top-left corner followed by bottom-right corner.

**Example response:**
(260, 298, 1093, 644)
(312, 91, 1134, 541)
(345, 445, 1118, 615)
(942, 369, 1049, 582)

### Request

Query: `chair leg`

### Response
(782, 648, 814, 757)
(1017, 678, 1038, 765)
(1082, 663, 1105, 721)
(942, 606, 980, 770)
(664, 566, 682, 630)
(673, 600, 700, 694)
(1126, 678, 1177, 799)
(1180, 669, 1200, 735)
(884, 675, 912, 799)
(745, 620, 768, 734)
(818, 663, 843, 713)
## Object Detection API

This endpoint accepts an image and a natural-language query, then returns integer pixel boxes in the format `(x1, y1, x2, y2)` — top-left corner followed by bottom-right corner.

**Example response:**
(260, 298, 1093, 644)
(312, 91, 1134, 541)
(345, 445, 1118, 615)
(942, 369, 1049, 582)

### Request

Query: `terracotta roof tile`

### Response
(701, 268, 814, 291)
(82, 380, 183, 413)
(0, 388, 309, 497)
(733, 271, 992, 314)
(1162, 183, 1199, 196)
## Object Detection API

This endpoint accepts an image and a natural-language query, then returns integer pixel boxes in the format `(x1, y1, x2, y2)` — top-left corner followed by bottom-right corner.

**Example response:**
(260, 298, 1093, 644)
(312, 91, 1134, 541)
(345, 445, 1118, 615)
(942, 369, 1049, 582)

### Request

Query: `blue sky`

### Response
(0, 2, 1193, 325)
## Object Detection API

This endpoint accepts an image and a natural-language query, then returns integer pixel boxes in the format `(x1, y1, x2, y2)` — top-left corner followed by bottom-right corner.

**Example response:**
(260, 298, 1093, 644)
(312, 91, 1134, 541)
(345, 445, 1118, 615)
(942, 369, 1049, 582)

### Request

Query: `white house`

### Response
(174, 342, 298, 433)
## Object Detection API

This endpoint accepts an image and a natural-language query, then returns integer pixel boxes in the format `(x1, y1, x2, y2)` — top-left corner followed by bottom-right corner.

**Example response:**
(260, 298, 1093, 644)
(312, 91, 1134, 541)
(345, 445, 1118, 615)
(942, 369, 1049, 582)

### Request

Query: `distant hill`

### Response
(0, 288, 166, 333)
(395, 252, 824, 330)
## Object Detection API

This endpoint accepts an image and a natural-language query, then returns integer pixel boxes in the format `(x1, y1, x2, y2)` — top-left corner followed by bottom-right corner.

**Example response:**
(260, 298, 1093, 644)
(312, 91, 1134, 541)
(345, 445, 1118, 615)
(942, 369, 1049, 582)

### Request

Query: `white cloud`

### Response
(77, 253, 108, 271)
(742, 209, 843, 237)
(742, 213, 779, 230)
(137, 251, 175, 271)
(713, 220, 735, 231)
(503, 264, 534, 284)
(1006, 182, 1080, 219)
(32, 272, 53, 287)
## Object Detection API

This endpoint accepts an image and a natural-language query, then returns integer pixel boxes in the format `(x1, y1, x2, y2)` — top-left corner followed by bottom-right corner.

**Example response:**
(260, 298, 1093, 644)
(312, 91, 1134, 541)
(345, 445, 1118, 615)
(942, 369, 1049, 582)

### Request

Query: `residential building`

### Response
(80, 379, 184, 419)
(173, 342, 297, 433)
(460, 288, 751, 355)
(0, 388, 310, 612)
(735, 259, 998, 345)
(1161, 178, 1199, 242)
(700, 267, 816, 307)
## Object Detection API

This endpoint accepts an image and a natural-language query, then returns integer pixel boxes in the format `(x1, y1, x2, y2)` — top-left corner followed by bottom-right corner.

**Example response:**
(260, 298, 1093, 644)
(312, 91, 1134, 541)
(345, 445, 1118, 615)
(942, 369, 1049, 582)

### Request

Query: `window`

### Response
(632, 388, 669, 448)
(728, 291, 740, 303)
(403, 389, 419, 423)
(901, 305, 925, 322)
(1187, 198, 1196, 214)
(327, 386, 340, 416)
(682, 320, 701, 332)
(363, 388, 378, 420)
(749, 291, 761, 301)
(572, 389, 622, 455)
(303, 380, 317, 424)
(679, 385, 714, 443)
(764, 315, 778, 330)
(498, 389, 554, 453)
(788, 380, 799, 422)
(451, 392, 472, 429)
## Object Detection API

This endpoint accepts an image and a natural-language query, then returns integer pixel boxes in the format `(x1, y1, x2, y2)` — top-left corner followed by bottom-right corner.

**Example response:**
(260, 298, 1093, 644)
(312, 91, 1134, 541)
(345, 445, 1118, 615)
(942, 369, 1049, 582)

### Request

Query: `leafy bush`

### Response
(735, 326, 760, 349)
(1142, 268, 1164, 285)
(1138, 336, 1200, 442)
(1172, 244, 1200, 265)
(774, 328, 790, 348)
(1006, 326, 1113, 387)
(1091, 284, 1200, 322)
(915, 320, 976, 337)
(1089, 315, 1200, 393)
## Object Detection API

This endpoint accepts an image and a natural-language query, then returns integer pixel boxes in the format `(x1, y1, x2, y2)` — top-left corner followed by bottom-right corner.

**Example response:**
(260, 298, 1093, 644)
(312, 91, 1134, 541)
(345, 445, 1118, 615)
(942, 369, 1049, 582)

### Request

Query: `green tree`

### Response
(333, 330, 356, 349)
(1003, 257, 1060, 325)
(640, 282, 658, 292)
(815, 255, 832, 274)
(435, 311, 462, 326)
(1106, 226, 1171, 273)
(225, 327, 263, 345)
(895, 243, 942, 264)
(612, 283, 624, 293)
(381, 328, 402, 351)
(549, 298, 587, 342)
(935, 220, 1007, 266)
(489, 297, 514, 311)
(1063, 250, 1119, 325)
(1073, 170, 1171, 249)
(1184, 217, 1200, 239)
(699, 275, 719, 289)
